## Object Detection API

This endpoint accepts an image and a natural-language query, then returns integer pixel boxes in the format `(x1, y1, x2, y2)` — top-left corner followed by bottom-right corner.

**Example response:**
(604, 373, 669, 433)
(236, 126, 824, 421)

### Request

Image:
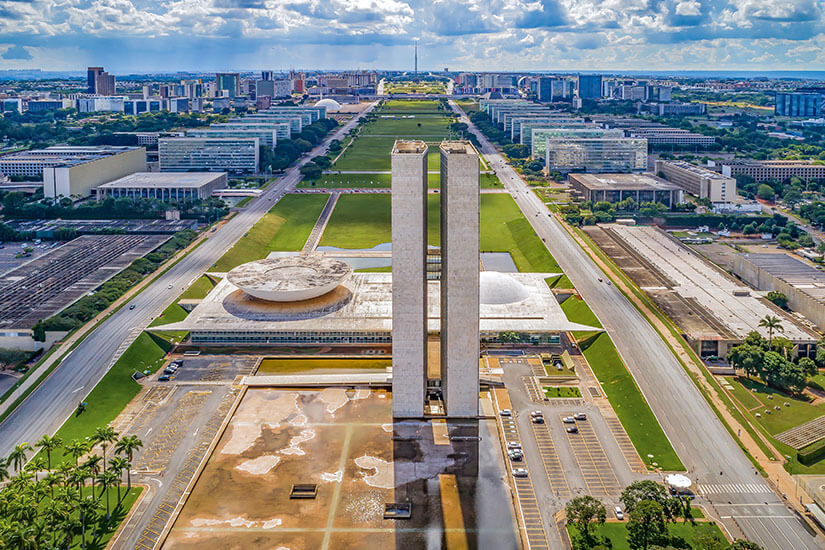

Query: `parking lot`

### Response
(559, 414, 622, 498)
(109, 355, 257, 550)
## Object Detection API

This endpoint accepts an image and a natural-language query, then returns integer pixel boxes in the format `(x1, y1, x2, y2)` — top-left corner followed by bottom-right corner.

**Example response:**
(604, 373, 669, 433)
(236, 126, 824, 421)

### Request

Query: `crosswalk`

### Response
(697, 483, 772, 495)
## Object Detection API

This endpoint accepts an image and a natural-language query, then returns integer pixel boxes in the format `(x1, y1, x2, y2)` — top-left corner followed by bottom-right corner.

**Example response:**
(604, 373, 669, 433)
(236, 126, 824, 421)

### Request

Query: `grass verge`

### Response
(567, 521, 726, 550)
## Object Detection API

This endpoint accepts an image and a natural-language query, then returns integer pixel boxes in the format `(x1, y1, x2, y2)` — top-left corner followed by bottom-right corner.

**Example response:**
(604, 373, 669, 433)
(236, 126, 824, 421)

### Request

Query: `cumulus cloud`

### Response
(0, 0, 823, 71)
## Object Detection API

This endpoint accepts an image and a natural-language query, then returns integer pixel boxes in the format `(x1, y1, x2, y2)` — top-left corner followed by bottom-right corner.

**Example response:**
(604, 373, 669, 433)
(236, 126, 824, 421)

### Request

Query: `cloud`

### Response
(516, 0, 568, 28)
(2, 44, 32, 60)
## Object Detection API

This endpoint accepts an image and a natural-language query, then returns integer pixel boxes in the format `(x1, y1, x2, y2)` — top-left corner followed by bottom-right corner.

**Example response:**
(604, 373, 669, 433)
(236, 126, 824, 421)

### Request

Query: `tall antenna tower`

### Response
(414, 39, 418, 76)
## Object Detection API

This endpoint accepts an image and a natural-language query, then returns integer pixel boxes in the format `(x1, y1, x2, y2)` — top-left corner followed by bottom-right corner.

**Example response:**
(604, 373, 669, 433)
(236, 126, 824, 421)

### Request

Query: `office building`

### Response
(27, 100, 71, 112)
(568, 173, 683, 207)
(655, 159, 737, 202)
(511, 116, 586, 141)
(519, 120, 593, 147)
(255, 79, 292, 99)
(775, 89, 825, 117)
(0, 146, 145, 197)
(216, 73, 240, 98)
(391, 140, 429, 418)
(720, 160, 825, 183)
(532, 128, 623, 159)
(96, 172, 226, 201)
(439, 141, 480, 418)
(187, 127, 278, 148)
(261, 70, 274, 81)
(626, 128, 716, 147)
(159, 137, 259, 174)
(578, 74, 602, 99)
(536, 77, 571, 102)
(87, 66, 115, 95)
(123, 97, 189, 115)
(211, 121, 291, 140)
(645, 102, 706, 116)
(241, 114, 304, 133)
(391, 140, 481, 418)
(76, 96, 125, 113)
(1, 98, 22, 113)
(545, 137, 647, 173)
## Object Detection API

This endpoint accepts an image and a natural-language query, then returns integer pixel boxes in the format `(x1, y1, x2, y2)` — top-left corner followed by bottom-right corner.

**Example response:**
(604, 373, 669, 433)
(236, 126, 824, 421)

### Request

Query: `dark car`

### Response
(158, 374, 171, 382)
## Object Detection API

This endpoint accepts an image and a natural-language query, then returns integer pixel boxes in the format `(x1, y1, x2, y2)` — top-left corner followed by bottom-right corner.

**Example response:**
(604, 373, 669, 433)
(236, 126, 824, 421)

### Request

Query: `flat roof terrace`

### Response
(98, 172, 226, 190)
(568, 173, 681, 192)
(0, 234, 169, 330)
(163, 388, 519, 549)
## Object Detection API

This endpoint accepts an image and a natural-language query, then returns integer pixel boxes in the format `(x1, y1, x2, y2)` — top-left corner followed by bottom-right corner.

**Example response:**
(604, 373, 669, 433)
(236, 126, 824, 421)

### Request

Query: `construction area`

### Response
(584, 224, 817, 357)
(162, 387, 519, 549)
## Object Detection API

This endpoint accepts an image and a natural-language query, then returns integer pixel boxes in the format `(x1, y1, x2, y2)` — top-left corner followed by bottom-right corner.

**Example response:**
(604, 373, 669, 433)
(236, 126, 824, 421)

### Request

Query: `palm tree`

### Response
(108, 456, 128, 506)
(759, 315, 785, 347)
(92, 426, 119, 473)
(35, 434, 63, 472)
(0, 456, 9, 482)
(78, 495, 97, 548)
(82, 455, 103, 497)
(97, 470, 118, 521)
(114, 435, 142, 491)
(7, 442, 33, 472)
(65, 439, 90, 468)
(68, 466, 88, 499)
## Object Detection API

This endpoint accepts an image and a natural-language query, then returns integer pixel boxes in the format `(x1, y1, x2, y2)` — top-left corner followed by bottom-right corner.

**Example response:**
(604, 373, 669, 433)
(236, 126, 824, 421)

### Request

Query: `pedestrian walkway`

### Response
(697, 483, 773, 495)
(302, 192, 339, 252)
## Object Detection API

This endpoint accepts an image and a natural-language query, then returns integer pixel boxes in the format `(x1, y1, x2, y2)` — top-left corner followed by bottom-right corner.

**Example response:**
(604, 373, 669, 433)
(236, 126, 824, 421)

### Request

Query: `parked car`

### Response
(507, 441, 522, 450)
(566, 425, 578, 433)
(512, 468, 528, 478)
(508, 449, 523, 461)
(615, 506, 624, 520)
(574, 412, 587, 421)
(531, 415, 545, 424)
(562, 416, 575, 424)
(499, 409, 512, 417)
(158, 374, 171, 382)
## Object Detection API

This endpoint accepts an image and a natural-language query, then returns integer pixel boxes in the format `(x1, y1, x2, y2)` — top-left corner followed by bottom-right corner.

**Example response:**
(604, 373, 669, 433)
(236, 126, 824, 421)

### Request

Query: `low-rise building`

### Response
(158, 137, 259, 174)
(0, 145, 146, 197)
(720, 160, 825, 184)
(96, 172, 226, 201)
(626, 128, 716, 147)
(655, 159, 737, 202)
(568, 173, 683, 207)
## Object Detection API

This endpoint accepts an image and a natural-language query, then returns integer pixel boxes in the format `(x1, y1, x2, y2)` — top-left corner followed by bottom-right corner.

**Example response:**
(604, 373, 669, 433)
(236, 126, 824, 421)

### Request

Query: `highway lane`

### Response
(451, 101, 821, 550)
(0, 103, 376, 460)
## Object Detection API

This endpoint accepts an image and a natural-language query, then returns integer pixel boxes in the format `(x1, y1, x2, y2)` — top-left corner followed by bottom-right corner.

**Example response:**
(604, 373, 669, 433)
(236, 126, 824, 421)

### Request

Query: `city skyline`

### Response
(0, 0, 824, 73)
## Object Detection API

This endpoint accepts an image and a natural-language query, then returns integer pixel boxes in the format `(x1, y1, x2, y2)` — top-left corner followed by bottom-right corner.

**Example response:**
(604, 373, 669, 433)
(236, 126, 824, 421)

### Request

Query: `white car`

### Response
(615, 506, 624, 520)
(499, 409, 512, 417)
(512, 468, 528, 478)
(574, 413, 587, 421)
(507, 441, 522, 450)
(562, 416, 576, 424)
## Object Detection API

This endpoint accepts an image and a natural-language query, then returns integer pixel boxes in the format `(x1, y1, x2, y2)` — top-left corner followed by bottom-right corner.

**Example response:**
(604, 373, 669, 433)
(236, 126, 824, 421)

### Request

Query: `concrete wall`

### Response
(391, 140, 429, 418)
(44, 147, 146, 198)
(729, 255, 825, 332)
(440, 141, 480, 418)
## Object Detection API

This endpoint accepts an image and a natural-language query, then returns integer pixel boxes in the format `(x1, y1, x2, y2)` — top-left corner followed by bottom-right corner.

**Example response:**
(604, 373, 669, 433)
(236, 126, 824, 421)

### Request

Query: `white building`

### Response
(159, 137, 259, 174)
(655, 159, 737, 203)
(96, 172, 227, 201)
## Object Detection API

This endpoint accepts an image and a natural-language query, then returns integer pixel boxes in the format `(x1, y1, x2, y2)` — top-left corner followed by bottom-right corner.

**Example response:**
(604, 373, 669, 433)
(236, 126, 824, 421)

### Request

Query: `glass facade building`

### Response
(545, 137, 648, 173)
(158, 137, 259, 174)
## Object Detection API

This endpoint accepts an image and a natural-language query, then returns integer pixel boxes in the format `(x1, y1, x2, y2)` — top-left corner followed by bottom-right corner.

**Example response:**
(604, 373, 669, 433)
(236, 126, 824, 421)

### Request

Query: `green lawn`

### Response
(299, 172, 501, 189)
(381, 99, 445, 113)
(78, 486, 143, 549)
(568, 521, 727, 550)
(361, 115, 451, 137)
(333, 138, 441, 171)
(47, 332, 170, 465)
(546, 274, 574, 289)
(149, 303, 188, 327)
(214, 194, 328, 271)
(561, 295, 602, 328)
(258, 358, 391, 374)
(235, 196, 252, 208)
(319, 194, 392, 248)
(180, 275, 219, 300)
(727, 376, 825, 435)
(149, 277, 218, 328)
(480, 194, 559, 273)
(562, 296, 682, 470)
(543, 386, 582, 398)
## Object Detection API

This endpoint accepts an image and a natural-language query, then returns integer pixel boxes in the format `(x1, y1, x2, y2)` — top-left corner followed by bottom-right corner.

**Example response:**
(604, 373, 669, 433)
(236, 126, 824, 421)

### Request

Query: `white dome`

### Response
(479, 272, 530, 305)
(315, 98, 342, 112)
(226, 256, 351, 302)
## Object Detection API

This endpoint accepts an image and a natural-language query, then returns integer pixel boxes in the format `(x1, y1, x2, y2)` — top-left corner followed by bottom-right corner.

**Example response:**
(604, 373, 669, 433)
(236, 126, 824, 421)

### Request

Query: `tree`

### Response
(756, 184, 775, 201)
(726, 344, 764, 379)
(114, 435, 143, 491)
(97, 470, 118, 520)
(627, 499, 667, 550)
(620, 480, 669, 514)
(693, 524, 728, 550)
(92, 426, 118, 473)
(765, 291, 788, 309)
(35, 434, 63, 472)
(8, 442, 32, 472)
(65, 439, 90, 468)
(817, 336, 825, 367)
(758, 315, 784, 347)
(566, 496, 606, 546)
(498, 331, 521, 343)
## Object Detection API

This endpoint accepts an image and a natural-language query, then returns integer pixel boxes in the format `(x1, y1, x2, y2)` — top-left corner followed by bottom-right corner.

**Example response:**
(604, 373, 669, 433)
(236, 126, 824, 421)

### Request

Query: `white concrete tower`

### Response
(439, 140, 480, 417)
(391, 140, 429, 418)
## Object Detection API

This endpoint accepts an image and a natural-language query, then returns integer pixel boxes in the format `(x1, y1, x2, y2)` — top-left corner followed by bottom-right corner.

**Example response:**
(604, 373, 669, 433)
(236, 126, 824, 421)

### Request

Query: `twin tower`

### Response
(391, 140, 480, 418)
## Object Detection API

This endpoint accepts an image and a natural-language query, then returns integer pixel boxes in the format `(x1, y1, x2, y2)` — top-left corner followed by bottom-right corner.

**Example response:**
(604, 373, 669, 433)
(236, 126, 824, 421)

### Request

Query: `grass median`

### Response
(562, 296, 684, 471)
(214, 193, 328, 271)
(480, 194, 559, 273)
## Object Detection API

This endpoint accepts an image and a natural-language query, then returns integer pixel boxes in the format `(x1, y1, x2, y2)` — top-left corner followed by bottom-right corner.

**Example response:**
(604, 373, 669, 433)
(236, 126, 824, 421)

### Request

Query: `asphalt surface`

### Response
(0, 103, 376, 461)
(452, 101, 822, 550)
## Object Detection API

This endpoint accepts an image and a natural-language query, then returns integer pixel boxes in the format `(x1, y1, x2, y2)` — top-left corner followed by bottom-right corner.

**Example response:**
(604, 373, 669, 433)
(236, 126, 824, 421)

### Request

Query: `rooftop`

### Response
(660, 160, 732, 180)
(98, 172, 226, 189)
(440, 140, 477, 155)
(392, 140, 427, 154)
(226, 256, 352, 302)
(568, 172, 681, 192)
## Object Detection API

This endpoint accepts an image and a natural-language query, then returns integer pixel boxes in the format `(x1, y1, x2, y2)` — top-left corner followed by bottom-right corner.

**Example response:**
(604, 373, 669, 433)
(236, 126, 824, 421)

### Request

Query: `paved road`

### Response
(0, 103, 377, 461)
(451, 101, 822, 550)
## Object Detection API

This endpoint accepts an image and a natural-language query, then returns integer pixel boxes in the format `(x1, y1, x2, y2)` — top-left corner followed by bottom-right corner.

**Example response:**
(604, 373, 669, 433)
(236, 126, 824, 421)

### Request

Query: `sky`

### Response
(0, 0, 824, 73)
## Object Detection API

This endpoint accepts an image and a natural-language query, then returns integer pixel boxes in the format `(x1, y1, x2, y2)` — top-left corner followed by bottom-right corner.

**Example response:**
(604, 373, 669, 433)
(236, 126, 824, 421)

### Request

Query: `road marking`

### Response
(71, 386, 83, 393)
(697, 483, 772, 495)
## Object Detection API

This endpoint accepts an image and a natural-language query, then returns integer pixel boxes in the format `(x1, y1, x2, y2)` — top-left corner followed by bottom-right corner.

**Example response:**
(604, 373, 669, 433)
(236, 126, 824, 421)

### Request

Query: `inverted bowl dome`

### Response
(226, 256, 352, 302)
